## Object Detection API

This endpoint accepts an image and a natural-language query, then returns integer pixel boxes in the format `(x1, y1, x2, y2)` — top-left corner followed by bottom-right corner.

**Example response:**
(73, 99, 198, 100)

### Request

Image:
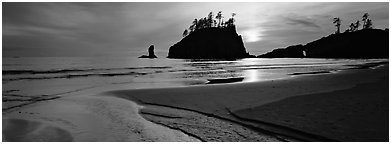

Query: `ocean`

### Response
(2, 56, 387, 110)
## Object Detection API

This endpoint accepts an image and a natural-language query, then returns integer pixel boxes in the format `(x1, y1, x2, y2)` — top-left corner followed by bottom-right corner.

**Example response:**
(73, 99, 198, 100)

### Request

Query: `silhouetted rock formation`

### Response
(258, 29, 388, 59)
(168, 26, 254, 59)
(139, 45, 157, 59)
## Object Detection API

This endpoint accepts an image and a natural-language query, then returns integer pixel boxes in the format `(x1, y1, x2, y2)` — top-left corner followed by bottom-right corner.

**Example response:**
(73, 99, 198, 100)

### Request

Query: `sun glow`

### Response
(242, 29, 261, 42)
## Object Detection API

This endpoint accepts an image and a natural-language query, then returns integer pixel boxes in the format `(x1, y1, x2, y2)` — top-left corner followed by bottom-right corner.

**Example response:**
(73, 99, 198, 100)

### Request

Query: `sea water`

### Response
(3, 57, 387, 95)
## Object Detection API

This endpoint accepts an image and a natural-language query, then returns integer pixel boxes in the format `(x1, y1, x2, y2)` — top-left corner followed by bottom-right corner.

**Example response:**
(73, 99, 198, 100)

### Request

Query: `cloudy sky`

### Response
(3, 2, 389, 57)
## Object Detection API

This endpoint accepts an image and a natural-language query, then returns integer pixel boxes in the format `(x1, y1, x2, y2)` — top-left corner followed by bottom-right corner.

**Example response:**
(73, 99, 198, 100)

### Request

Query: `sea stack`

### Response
(167, 11, 253, 59)
(167, 26, 253, 59)
(139, 45, 157, 59)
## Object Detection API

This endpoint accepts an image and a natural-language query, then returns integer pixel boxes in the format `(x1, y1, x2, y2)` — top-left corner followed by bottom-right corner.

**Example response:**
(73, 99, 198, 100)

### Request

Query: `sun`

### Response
(242, 29, 261, 42)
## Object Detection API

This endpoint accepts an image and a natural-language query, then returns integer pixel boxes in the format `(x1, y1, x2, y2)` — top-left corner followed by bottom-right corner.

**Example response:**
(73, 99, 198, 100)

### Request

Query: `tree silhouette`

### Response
(196, 17, 208, 30)
(196, 19, 201, 30)
(207, 12, 214, 28)
(215, 11, 223, 27)
(225, 12, 236, 27)
(362, 13, 369, 29)
(362, 13, 373, 29)
(365, 19, 373, 29)
(348, 20, 361, 32)
(202, 17, 208, 28)
(182, 11, 237, 36)
(349, 23, 355, 32)
(183, 29, 188, 37)
(225, 13, 236, 27)
(196, 18, 201, 30)
(225, 19, 233, 27)
(231, 12, 236, 19)
(354, 20, 360, 31)
(333, 17, 341, 34)
(189, 19, 197, 33)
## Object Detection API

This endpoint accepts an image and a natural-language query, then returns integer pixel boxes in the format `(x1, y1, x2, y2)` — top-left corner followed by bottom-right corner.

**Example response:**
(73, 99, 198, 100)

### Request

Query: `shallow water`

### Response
(4, 57, 387, 88)
(3, 57, 387, 111)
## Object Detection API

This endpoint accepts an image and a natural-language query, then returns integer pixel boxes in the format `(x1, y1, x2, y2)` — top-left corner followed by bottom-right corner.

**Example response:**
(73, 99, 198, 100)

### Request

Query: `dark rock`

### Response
(139, 45, 157, 59)
(167, 26, 254, 59)
(258, 29, 389, 59)
(257, 45, 305, 58)
(206, 77, 245, 85)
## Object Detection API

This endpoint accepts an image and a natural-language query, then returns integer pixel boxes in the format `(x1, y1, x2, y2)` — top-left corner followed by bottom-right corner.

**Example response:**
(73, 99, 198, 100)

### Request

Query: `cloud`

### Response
(2, 3, 183, 56)
(284, 17, 321, 29)
(2, 2, 389, 57)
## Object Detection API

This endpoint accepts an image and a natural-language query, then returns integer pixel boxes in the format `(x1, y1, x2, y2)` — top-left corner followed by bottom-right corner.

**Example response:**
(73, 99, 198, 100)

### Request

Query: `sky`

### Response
(2, 2, 389, 57)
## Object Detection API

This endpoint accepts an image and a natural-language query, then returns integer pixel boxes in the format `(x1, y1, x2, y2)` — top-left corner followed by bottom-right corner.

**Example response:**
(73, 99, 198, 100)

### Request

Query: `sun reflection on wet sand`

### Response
(243, 69, 259, 82)
(239, 58, 260, 82)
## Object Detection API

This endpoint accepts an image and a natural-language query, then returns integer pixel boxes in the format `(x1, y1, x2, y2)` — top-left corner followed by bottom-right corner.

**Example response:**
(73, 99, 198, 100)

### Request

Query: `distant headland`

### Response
(257, 29, 388, 59)
(167, 11, 254, 59)
(258, 13, 389, 59)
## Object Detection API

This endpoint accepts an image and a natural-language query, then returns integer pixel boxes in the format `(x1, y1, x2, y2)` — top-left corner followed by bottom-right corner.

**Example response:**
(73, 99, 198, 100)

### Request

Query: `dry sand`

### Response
(110, 64, 388, 141)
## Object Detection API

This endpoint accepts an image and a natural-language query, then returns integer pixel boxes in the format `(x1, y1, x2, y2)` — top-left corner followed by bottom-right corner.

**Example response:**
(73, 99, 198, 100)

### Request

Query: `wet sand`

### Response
(2, 95, 200, 142)
(139, 104, 281, 142)
(3, 118, 73, 142)
(235, 77, 388, 141)
(110, 64, 388, 141)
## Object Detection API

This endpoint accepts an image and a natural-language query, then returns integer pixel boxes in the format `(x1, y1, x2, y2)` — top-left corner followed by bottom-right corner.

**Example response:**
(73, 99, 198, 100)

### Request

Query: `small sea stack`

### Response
(139, 45, 157, 59)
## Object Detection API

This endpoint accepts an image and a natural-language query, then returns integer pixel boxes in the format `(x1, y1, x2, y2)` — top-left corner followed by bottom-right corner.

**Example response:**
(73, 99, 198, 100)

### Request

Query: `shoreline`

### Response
(109, 64, 388, 141)
(3, 61, 388, 142)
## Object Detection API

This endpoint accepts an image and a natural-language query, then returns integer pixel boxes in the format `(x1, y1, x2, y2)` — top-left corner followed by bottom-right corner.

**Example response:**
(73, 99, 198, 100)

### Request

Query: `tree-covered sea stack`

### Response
(168, 11, 254, 59)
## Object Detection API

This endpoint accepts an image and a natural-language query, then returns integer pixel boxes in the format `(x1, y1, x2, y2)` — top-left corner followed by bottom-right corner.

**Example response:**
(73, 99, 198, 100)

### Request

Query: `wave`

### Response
(289, 71, 331, 76)
(4, 60, 386, 83)
(346, 61, 388, 69)
(3, 71, 149, 81)
(3, 66, 172, 75)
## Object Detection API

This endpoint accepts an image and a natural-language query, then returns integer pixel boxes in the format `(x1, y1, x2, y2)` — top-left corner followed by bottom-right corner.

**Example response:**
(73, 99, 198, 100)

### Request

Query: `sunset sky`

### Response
(3, 2, 389, 57)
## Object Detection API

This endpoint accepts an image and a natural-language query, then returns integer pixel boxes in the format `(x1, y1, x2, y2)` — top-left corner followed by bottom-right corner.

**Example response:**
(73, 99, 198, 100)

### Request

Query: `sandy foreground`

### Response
(110, 64, 388, 142)
(2, 94, 200, 141)
(2, 63, 388, 142)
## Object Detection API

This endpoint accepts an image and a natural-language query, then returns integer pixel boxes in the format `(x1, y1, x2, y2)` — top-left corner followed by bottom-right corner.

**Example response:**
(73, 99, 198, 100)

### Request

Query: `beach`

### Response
(2, 61, 388, 142)
(3, 2, 390, 142)
(2, 93, 201, 142)
(3, 1, 390, 142)
(109, 63, 388, 141)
